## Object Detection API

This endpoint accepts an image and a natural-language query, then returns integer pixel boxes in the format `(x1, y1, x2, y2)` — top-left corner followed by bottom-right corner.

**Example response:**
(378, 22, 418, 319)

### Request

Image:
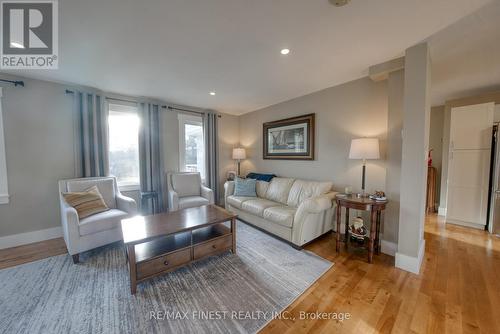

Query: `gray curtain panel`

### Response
(74, 91, 109, 177)
(204, 112, 219, 204)
(138, 102, 165, 214)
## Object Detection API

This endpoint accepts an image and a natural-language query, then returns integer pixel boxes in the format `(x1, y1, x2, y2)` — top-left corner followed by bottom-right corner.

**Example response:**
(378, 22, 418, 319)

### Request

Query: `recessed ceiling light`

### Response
(280, 49, 290, 55)
(209, 92, 216, 96)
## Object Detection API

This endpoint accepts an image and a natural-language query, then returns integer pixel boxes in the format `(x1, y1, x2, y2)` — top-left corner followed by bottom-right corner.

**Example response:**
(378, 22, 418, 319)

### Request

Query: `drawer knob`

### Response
(163, 261, 169, 266)
(212, 245, 217, 249)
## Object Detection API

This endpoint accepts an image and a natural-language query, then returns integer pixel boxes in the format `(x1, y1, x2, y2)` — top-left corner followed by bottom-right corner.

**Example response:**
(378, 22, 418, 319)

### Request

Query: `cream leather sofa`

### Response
(224, 177, 338, 248)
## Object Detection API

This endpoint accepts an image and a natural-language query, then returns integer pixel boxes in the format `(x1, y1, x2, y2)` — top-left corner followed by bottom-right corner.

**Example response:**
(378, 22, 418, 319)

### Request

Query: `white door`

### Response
(446, 102, 495, 228)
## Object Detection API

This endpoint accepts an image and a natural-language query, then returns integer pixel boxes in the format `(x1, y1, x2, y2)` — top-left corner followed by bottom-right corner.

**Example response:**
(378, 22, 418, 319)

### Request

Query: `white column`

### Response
(0, 87, 9, 204)
(383, 69, 404, 251)
(396, 43, 431, 274)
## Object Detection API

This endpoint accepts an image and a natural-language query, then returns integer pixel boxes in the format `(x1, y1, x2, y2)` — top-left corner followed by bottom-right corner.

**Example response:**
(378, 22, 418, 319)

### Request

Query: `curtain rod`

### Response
(0, 79, 24, 87)
(167, 106, 221, 118)
(65, 89, 167, 108)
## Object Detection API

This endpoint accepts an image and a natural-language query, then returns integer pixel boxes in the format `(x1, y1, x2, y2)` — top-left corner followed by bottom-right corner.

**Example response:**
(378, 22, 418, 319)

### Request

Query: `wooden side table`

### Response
(335, 195, 388, 263)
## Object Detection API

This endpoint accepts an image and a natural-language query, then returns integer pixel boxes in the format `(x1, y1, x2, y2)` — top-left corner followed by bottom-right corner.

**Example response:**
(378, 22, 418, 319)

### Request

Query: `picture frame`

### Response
(263, 113, 315, 160)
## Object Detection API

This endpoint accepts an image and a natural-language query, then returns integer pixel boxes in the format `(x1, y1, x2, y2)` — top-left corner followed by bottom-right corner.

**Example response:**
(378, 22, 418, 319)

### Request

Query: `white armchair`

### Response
(58, 177, 137, 263)
(166, 172, 214, 211)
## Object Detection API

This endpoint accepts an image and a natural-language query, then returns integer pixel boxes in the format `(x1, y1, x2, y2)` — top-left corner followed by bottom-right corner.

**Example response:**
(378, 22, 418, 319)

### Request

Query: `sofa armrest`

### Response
(292, 191, 338, 246)
(201, 186, 215, 204)
(59, 198, 80, 254)
(116, 193, 138, 215)
(296, 191, 338, 214)
(224, 181, 235, 208)
(168, 190, 179, 211)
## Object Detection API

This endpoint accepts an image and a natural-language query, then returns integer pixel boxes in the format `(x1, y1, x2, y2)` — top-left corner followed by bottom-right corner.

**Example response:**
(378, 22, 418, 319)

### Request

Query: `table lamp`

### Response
(232, 148, 246, 176)
(349, 138, 380, 197)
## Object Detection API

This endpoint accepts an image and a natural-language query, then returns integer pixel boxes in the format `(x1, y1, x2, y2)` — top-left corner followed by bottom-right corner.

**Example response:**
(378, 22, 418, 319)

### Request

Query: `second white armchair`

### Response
(166, 172, 214, 211)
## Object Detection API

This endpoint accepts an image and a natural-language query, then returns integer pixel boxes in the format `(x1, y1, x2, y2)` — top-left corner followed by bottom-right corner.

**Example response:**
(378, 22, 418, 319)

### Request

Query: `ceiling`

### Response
(429, 0, 500, 106)
(4, 0, 495, 114)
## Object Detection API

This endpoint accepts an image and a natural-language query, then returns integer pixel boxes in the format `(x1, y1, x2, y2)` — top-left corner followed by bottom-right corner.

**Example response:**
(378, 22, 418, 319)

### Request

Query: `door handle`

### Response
(495, 190, 500, 194)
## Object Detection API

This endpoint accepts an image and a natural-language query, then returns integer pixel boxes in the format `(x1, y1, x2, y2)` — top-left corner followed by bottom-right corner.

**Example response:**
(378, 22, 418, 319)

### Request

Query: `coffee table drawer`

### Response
(137, 248, 191, 280)
(193, 235, 232, 260)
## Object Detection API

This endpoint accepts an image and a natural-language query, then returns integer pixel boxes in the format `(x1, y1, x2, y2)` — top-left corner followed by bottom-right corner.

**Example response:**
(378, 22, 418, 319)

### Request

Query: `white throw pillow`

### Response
(171, 173, 201, 197)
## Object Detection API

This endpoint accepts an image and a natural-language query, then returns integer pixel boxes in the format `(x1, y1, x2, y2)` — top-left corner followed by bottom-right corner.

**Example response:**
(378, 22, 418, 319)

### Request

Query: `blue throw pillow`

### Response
(233, 177, 257, 197)
(246, 172, 276, 182)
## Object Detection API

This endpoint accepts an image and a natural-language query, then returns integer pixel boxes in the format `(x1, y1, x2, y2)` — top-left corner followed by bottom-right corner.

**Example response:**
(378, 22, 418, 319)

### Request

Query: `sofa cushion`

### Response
(63, 185, 110, 219)
(256, 181, 270, 198)
(265, 178, 295, 205)
(287, 180, 333, 207)
(263, 206, 296, 228)
(233, 177, 257, 197)
(67, 178, 116, 209)
(241, 199, 280, 217)
(178, 196, 209, 209)
(78, 209, 128, 236)
(171, 173, 201, 197)
(226, 196, 254, 209)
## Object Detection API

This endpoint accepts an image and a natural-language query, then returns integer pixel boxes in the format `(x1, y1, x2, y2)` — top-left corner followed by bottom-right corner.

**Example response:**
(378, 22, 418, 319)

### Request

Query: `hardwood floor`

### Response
(0, 215, 499, 333)
(0, 237, 66, 270)
(261, 214, 500, 334)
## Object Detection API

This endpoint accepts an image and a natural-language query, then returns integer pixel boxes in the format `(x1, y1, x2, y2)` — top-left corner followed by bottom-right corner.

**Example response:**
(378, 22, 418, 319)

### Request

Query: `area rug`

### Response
(0, 221, 332, 334)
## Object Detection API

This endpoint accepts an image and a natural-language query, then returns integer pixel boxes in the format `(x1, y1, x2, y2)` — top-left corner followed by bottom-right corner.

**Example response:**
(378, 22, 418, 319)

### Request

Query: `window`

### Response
(108, 103, 140, 190)
(179, 114, 205, 180)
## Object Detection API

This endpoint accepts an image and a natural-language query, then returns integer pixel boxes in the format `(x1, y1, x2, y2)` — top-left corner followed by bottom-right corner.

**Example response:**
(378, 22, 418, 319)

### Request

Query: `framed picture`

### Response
(263, 113, 315, 160)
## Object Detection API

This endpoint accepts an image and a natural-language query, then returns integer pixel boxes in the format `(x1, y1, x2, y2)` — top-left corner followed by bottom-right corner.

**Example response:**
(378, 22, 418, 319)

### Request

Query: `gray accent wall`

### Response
(238, 77, 391, 236)
(0, 75, 75, 237)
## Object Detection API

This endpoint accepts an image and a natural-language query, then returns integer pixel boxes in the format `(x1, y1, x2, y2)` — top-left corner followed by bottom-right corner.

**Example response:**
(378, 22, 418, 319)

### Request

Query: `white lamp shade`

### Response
(349, 138, 380, 160)
(232, 148, 246, 160)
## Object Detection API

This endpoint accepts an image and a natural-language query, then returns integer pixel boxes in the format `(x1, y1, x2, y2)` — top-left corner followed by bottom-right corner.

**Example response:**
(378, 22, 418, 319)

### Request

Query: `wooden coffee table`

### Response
(121, 204, 237, 294)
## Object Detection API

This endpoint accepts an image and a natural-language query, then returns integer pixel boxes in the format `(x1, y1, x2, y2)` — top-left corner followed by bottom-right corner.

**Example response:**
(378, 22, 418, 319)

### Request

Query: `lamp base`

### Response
(356, 192, 370, 198)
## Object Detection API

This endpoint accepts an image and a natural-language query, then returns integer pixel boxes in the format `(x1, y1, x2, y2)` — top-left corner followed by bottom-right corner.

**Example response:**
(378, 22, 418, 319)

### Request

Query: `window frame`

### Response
(107, 101, 141, 192)
(178, 113, 205, 182)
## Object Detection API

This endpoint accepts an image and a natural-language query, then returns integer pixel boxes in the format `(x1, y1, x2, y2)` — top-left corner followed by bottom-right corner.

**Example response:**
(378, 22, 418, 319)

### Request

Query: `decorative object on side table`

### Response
(263, 113, 315, 160)
(335, 194, 387, 263)
(349, 138, 380, 197)
(369, 190, 386, 201)
(349, 217, 367, 244)
(232, 148, 246, 176)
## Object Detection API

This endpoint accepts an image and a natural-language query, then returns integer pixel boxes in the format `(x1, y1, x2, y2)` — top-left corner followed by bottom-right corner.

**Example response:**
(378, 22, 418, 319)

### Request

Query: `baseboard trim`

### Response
(438, 207, 446, 216)
(380, 239, 397, 256)
(446, 220, 485, 230)
(0, 226, 63, 250)
(395, 240, 426, 274)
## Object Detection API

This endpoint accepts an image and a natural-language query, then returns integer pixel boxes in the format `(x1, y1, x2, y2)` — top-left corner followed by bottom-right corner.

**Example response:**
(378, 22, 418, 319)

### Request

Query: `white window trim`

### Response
(107, 101, 141, 192)
(178, 113, 205, 181)
(0, 88, 9, 204)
